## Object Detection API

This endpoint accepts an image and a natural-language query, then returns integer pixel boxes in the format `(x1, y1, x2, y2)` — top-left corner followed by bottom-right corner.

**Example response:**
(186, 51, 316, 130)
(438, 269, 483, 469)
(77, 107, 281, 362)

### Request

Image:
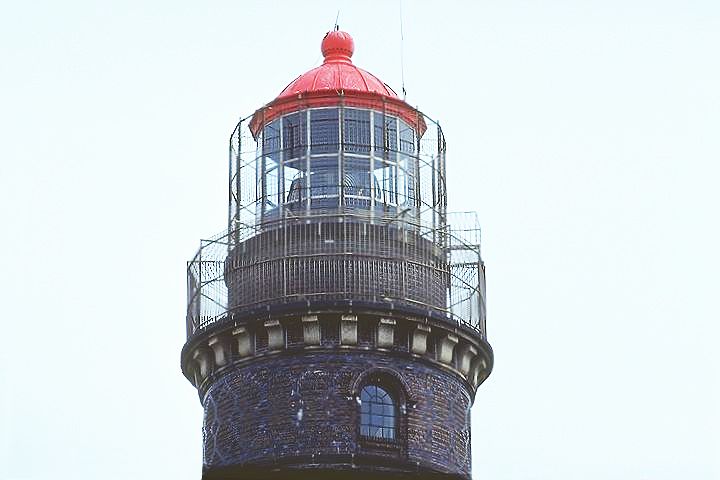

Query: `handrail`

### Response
(186, 214, 484, 339)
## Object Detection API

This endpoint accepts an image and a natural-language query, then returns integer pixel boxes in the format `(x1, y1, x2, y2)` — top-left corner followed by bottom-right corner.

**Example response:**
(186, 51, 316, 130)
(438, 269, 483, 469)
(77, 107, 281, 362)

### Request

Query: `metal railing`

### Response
(187, 214, 484, 339)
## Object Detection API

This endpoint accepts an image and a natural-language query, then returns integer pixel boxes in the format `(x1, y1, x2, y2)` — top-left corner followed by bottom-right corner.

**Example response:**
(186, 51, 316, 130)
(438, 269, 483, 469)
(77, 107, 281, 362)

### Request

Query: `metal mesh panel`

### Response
(447, 212, 486, 336)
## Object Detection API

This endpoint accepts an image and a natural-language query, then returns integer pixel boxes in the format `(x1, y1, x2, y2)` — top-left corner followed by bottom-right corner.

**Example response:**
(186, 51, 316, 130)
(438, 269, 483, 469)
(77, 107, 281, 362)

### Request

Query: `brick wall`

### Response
(202, 350, 473, 477)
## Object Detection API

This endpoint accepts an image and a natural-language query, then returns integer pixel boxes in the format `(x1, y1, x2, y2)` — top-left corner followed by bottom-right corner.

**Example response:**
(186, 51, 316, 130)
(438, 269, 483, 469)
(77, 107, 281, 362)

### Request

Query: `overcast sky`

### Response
(1, 1, 718, 479)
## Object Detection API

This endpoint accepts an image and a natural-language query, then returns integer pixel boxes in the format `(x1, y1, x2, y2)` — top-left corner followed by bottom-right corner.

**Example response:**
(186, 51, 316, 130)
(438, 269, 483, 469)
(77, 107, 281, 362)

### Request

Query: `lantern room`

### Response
(240, 29, 436, 229)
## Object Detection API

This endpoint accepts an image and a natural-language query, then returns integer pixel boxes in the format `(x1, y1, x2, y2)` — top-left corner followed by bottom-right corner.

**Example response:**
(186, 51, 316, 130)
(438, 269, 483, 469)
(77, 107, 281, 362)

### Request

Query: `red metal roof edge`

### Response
(248, 91, 427, 139)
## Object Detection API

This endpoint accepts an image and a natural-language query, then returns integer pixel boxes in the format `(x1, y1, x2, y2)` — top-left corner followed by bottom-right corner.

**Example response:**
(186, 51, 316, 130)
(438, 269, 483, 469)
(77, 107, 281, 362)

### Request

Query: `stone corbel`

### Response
(377, 318, 396, 348)
(302, 315, 320, 345)
(456, 343, 478, 376)
(185, 360, 200, 387)
(340, 314, 358, 345)
(437, 333, 459, 365)
(208, 335, 230, 368)
(410, 323, 432, 355)
(264, 319, 284, 350)
(192, 348, 212, 380)
(469, 355, 488, 388)
(232, 326, 253, 358)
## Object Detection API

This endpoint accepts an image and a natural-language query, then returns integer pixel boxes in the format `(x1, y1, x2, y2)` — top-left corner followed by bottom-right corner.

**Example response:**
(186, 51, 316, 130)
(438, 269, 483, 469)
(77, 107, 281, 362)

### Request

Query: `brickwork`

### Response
(201, 350, 473, 477)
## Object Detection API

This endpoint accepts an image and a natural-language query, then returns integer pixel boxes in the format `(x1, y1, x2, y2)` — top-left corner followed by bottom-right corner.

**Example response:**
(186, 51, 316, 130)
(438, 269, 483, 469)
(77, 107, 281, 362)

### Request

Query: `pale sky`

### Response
(1, 1, 718, 479)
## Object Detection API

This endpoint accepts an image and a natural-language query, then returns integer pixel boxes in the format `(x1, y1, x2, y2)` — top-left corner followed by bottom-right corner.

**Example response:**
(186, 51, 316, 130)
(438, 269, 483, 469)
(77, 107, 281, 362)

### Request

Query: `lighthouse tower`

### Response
(181, 30, 493, 480)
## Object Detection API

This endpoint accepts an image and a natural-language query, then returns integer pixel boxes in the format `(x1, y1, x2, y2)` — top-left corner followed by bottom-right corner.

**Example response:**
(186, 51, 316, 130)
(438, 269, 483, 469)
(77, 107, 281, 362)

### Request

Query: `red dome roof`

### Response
(249, 30, 425, 137)
(276, 30, 399, 100)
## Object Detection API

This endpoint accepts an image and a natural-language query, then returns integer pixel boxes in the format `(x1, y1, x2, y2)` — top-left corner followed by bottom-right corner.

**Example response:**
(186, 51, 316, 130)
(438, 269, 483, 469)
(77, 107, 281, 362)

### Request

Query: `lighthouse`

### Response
(181, 29, 493, 479)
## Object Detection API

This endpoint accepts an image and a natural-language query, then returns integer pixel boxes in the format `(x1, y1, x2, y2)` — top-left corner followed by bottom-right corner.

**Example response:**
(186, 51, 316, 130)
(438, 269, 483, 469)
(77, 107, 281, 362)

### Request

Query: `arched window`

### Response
(360, 385, 396, 440)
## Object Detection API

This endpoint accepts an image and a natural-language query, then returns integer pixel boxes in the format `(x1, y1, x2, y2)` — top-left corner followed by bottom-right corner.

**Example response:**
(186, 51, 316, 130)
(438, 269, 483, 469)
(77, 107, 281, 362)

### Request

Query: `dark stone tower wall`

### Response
(183, 312, 491, 479)
(202, 352, 472, 474)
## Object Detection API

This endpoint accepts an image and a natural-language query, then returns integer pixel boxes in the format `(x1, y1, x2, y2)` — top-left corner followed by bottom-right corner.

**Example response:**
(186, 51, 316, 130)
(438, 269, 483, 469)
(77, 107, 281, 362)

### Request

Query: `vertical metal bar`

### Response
(238, 121, 243, 241)
(480, 262, 486, 337)
(306, 109, 312, 215)
(228, 124, 235, 238)
(394, 117, 400, 208)
(439, 124, 447, 249)
(339, 97, 345, 211)
(415, 111, 423, 230)
(369, 110, 376, 217)
(187, 263, 192, 337)
(382, 98, 388, 211)
(279, 116, 285, 220)
(235, 120, 244, 245)
(342, 220, 347, 294)
(197, 240, 202, 332)
(429, 120, 437, 245)
(260, 123, 267, 221)
(283, 222, 288, 298)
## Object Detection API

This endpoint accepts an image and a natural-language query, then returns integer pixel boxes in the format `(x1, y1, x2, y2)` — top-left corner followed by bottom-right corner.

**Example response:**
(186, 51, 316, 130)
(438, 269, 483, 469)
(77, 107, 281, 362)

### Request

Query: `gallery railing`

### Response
(187, 214, 485, 339)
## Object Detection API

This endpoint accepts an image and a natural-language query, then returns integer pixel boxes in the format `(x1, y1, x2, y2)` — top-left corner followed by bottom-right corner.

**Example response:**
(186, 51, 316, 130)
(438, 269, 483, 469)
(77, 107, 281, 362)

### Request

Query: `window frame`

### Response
(355, 371, 409, 452)
(360, 384, 397, 441)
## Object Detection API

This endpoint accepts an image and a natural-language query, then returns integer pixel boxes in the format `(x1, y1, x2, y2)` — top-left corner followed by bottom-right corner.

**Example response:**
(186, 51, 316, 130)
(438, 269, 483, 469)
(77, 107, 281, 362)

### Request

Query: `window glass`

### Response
(309, 158, 339, 199)
(344, 109, 371, 154)
(397, 154, 418, 208)
(396, 157, 408, 207)
(374, 160, 397, 206)
(343, 157, 374, 210)
(262, 119, 281, 163)
(344, 158, 371, 198)
(283, 159, 307, 208)
(373, 113, 397, 160)
(264, 161, 278, 211)
(283, 112, 307, 160)
(310, 109, 339, 154)
(399, 120, 415, 154)
(360, 385, 396, 440)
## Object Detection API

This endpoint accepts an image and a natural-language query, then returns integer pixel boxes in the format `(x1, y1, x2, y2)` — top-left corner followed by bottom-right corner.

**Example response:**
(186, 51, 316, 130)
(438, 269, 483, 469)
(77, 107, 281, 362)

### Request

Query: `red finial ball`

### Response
(321, 30, 354, 63)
